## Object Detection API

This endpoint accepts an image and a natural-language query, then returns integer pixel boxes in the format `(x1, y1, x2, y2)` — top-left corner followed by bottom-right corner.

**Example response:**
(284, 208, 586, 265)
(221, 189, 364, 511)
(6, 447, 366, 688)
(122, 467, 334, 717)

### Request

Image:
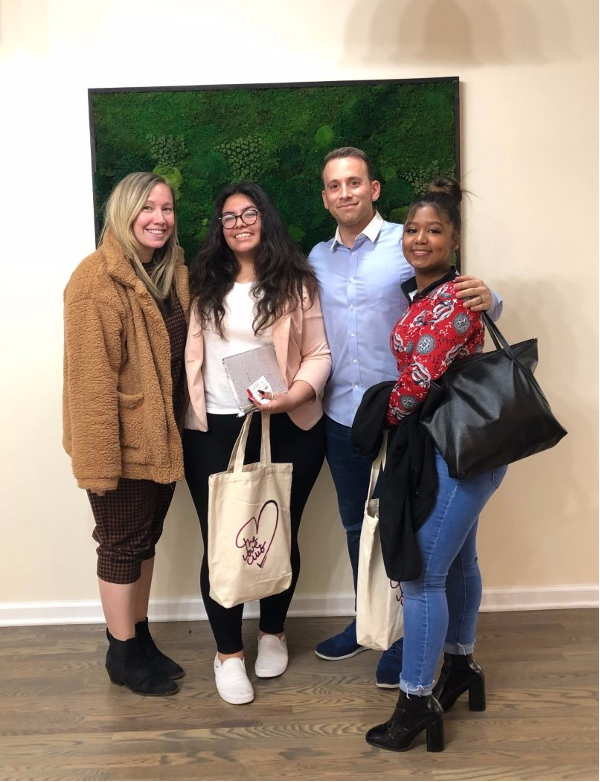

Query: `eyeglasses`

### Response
(219, 208, 260, 229)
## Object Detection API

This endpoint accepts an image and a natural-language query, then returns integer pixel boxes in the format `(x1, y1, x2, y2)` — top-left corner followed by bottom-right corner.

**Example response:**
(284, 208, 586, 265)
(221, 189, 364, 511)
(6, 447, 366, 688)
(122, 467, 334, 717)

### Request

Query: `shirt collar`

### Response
(401, 267, 458, 303)
(331, 211, 384, 251)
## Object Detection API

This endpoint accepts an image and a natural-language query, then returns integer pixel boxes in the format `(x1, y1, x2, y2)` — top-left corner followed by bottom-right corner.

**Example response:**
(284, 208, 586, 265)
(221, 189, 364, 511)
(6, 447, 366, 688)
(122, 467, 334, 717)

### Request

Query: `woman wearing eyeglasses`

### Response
(183, 182, 331, 704)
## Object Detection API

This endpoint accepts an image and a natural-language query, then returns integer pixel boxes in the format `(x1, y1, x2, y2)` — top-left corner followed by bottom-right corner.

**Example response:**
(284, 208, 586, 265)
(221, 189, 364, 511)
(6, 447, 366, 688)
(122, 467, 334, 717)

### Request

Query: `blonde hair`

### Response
(99, 172, 179, 303)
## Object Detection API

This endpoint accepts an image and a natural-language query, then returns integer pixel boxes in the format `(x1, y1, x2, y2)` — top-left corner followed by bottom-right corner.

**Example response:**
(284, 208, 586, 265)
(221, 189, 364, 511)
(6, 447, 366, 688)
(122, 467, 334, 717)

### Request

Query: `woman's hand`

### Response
(248, 391, 293, 415)
(247, 380, 315, 414)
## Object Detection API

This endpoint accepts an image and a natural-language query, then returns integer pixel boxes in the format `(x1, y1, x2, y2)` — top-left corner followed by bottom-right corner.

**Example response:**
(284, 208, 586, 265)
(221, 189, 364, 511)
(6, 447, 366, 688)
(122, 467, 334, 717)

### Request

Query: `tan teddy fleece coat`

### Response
(63, 230, 190, 493)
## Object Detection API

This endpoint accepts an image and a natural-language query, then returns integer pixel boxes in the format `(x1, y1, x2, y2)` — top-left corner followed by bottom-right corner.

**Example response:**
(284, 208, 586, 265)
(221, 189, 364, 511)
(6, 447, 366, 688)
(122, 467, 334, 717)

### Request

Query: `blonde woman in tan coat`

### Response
(63, 172, 189, 696)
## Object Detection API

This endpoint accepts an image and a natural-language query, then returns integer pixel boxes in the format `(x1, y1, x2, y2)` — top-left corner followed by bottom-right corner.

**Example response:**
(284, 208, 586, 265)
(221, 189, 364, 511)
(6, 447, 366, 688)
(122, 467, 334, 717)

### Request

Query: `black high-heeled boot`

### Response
(433, 653, 485, 712)
(366, 691, 445, 752)
(105, 630, 179, 696)
(135, 618, 185, 680)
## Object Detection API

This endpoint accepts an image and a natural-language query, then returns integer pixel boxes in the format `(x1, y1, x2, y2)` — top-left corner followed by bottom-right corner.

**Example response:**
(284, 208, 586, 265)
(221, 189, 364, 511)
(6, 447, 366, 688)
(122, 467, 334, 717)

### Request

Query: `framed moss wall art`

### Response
(88, 77, 459, 261)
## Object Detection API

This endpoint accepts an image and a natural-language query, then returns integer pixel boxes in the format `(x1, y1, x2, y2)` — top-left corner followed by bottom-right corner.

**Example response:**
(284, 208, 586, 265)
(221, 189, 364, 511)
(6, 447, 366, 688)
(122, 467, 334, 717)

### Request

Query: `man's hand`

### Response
(454, 275, 492, 311)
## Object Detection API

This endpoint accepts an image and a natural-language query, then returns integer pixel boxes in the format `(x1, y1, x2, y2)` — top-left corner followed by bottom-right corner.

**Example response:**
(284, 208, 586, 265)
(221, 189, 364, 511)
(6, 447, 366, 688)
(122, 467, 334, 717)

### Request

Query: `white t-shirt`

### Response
(203, 281, 273, 414)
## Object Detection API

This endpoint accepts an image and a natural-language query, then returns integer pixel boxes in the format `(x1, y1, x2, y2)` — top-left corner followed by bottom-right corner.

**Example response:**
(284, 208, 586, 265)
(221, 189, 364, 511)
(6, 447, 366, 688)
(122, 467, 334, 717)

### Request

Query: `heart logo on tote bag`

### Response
(235, 499, 279, 568)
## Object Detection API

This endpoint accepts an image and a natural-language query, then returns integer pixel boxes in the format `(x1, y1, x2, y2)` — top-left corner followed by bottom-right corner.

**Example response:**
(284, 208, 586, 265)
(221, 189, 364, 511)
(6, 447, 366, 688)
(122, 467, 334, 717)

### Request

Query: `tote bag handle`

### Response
(482, 312, 524, 358)
(482, 313, 548, 401)
(228, 411, 271, 473)
(366, 431, 388, 505)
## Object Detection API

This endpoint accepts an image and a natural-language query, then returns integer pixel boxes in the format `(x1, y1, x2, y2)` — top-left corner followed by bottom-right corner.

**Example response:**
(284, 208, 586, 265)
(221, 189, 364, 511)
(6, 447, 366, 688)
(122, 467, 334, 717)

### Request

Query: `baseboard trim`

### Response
(0, 585, 596, 627)
(479, 584, 598, 612)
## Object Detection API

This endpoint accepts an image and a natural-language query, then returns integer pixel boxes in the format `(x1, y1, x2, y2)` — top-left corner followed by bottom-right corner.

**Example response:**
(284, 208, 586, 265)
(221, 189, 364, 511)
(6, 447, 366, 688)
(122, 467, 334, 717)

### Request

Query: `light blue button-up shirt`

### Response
(309, 212, 502, 427)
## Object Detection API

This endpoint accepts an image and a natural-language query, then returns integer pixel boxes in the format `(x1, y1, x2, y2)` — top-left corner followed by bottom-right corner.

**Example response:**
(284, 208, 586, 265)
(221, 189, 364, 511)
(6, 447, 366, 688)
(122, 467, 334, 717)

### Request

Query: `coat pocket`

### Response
(118, 392, 144, 450)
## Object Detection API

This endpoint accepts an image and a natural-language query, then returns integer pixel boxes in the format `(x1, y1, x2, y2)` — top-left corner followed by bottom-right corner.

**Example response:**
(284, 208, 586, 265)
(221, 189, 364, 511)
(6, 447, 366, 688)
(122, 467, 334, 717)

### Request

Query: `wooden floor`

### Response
(0, 610, 597, 782)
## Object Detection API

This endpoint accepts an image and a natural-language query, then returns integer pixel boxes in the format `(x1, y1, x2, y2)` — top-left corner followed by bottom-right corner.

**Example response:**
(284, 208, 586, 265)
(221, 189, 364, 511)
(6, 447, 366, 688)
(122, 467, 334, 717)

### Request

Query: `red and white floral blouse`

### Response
(387, 271, 484, 426)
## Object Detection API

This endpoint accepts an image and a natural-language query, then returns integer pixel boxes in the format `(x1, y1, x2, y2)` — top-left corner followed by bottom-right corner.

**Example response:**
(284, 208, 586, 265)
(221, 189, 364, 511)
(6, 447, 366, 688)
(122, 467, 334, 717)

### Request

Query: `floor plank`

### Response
(0, 610, 597, 781)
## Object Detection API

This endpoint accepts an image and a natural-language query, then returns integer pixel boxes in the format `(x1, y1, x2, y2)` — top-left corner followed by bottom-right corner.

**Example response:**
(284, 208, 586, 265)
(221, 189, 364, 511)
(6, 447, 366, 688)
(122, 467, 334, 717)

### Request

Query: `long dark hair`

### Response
(189, 182, 318, 337)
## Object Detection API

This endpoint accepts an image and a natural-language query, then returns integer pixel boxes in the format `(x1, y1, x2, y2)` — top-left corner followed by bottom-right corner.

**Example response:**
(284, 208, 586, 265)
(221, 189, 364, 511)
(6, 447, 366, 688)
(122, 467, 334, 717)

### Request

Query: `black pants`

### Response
(183, 412, 325, 654)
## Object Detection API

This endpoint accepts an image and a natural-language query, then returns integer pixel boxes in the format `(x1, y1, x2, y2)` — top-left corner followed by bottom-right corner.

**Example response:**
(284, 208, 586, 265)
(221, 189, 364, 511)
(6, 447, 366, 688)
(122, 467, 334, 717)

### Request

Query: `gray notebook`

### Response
(222, 344, 288, 414)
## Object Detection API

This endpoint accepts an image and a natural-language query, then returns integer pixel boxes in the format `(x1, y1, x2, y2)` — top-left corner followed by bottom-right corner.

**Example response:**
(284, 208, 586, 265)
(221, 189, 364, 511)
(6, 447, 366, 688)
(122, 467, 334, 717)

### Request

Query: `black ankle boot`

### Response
(366, 691, 444, 752)
(135, 618, 184, 680)
(105, 629, 179, 696)
(433, 653, 485, 712)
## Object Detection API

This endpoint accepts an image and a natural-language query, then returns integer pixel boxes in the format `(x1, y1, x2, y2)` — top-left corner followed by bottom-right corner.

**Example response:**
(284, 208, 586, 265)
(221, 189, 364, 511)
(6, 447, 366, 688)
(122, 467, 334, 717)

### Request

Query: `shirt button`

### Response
(352, 359, 357, 364)
(349, 304, 355, 310)
(354, 384, 359, 389)
(352, 252, 357, 256)
(349, 277, 355, 283)
(350, 332, 355, 337)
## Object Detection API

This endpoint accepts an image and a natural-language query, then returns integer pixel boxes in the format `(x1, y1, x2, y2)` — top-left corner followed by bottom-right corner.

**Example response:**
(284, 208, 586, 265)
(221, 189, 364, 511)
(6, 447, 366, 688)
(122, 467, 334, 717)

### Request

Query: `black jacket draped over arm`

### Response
(351, 381, 438, 582)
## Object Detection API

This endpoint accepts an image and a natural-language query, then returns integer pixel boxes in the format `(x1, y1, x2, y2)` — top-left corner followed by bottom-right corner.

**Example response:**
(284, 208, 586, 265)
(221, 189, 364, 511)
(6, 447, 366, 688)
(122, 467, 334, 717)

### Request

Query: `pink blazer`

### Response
(184, 291, 332, 432)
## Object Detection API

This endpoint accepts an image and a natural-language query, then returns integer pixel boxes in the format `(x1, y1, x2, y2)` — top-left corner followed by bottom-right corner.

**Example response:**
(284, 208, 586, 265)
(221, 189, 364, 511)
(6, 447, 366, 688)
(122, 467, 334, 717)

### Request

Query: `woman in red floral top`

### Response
(387, 274, 484, 425)
(365, 178, 508, 753)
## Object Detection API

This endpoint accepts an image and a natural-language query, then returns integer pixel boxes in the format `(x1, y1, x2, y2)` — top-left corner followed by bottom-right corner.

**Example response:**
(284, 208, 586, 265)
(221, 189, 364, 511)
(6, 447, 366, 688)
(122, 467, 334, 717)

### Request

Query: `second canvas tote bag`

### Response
(356, 433, 404, 651)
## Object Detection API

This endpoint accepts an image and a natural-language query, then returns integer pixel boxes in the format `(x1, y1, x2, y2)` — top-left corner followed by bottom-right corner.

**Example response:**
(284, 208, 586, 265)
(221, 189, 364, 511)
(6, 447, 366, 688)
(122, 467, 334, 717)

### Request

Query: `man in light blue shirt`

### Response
(309, 147, 502, 686)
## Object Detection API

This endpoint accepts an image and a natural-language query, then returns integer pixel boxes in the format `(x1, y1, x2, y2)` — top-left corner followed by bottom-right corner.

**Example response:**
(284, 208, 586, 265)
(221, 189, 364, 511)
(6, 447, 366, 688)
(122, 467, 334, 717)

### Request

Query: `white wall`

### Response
(0, 0, 597, 623)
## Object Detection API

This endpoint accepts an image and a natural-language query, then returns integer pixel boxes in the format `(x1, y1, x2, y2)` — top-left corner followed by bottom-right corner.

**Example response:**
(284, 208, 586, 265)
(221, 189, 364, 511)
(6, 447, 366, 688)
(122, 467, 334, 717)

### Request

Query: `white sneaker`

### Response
(213, 655, 254, 705)
(255, 634, 288, 678)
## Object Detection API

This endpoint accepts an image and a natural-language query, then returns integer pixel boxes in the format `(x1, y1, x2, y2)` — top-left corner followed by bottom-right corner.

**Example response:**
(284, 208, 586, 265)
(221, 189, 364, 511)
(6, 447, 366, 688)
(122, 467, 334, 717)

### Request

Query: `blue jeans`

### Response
(323, 415, 373, 593)
(400, 450, 507, 696)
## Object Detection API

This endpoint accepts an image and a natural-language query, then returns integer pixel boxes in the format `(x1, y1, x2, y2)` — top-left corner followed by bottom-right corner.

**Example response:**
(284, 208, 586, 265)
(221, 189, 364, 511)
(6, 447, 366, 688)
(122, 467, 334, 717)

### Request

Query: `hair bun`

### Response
(428, 176, 462, 203)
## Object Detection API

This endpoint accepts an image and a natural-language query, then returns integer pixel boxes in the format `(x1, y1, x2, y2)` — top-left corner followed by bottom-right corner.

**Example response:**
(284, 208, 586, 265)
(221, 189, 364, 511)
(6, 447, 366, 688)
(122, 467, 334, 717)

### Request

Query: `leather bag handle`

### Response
(481, 313, 548, 401)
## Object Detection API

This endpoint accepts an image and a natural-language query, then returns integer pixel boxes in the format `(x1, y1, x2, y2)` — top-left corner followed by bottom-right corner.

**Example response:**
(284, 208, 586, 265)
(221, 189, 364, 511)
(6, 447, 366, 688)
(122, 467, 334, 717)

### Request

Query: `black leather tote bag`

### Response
(419, 313, 567, 478)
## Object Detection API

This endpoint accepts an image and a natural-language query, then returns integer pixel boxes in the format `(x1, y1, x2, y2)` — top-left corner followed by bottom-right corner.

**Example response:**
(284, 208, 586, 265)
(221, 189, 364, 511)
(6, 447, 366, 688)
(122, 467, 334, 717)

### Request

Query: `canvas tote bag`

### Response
(356, 432, 404, 651)
(207, 411, 293, 608)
